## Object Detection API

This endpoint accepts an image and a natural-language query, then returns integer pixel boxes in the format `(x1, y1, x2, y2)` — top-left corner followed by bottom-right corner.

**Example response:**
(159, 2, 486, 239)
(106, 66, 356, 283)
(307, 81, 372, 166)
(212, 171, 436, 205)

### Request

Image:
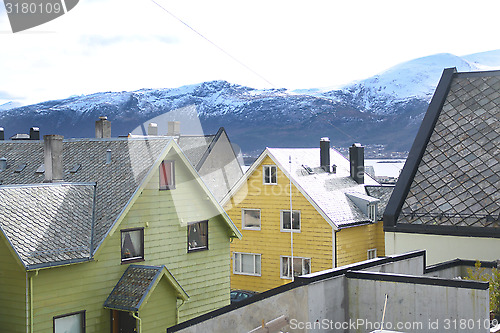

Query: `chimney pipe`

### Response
(0, 127, 4, 140)
(44, 135, 64, 182)
(0, 157, 6, 171)
(167, 121, 180, 136)
(95, 116, 111, 138)
(148, 123, 158, 136)
(30, 127, 40, 140)
(349, 143, 364, 184)
(320, 137, 330, 172)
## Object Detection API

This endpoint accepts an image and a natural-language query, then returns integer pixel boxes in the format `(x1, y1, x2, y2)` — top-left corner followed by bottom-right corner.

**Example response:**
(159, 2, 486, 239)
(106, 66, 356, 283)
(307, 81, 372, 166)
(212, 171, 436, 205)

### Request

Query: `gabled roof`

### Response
(104, 265, 188, 312)
(223, 147, 379, 229)
(0, 137, 241, 269)
(178, 127, 243, 202)
(0, 183, 95, 270)
(384, 68, 500, 237)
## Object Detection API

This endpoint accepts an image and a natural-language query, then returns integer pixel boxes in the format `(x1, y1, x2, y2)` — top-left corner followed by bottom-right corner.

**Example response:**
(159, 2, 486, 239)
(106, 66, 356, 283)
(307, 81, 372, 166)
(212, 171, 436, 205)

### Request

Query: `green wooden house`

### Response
(0, 133, 241, 332)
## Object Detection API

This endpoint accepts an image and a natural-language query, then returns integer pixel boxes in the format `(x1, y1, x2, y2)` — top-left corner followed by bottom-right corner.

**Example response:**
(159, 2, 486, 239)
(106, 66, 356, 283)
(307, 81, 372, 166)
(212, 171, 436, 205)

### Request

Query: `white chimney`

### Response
(44, 135, 63, 182)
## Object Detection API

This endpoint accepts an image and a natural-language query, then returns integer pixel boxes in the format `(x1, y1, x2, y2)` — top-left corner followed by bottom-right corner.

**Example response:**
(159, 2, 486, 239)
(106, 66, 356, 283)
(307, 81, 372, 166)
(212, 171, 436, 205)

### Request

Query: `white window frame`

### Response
(368, 203, 377, 222)
(242, 209, 261, 230)
(233, 252, 261, 276)
(54, 311, 85, 333)
(367, 248, 377, 260)
(263, 165, 277, 185)
(280, 256, 311, 279)
(280, 210, 301, 232)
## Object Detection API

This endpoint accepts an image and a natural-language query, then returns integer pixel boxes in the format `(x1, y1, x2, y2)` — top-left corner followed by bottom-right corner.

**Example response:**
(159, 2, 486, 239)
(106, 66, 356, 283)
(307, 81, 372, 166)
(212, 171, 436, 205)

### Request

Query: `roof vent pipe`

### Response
(44, 135, 64, 182)
(349, 143, 364, 184)
(148, 123, 158, 136)
(320, 137, 330, 173)
(0, 157, 6, 171)
(95, 116, 111, 138)
(30, 127, 40, 140)
(167, 121, 180, 136)
(0, 127, 4, 140)
(106, 149, 112, 164)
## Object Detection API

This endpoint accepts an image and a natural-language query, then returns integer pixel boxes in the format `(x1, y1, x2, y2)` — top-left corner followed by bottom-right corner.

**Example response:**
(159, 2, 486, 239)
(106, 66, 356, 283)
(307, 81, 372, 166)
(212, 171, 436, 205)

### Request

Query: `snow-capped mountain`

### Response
(1, 50, 499, 157)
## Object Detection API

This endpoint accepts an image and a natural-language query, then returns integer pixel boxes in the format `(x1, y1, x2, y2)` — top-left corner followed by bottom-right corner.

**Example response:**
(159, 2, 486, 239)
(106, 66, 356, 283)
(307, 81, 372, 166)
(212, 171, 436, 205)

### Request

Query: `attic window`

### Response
(263, 165, 277, 185)
(281, 210, 300, 232)
(368, 204, 377, 222)
(302, 165, 313, 174)
(35, 164, 44, 174)
(14, 164, 26, 173)
(69, 164, 81, 174)
(159, 160, 175, 190)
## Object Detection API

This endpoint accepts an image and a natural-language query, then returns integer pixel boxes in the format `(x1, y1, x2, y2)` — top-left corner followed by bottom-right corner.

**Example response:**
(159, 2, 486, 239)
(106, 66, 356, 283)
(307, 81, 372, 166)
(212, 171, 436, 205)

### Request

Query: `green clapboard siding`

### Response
(0, 236, 26, 333)
(1, 145, 233, 332)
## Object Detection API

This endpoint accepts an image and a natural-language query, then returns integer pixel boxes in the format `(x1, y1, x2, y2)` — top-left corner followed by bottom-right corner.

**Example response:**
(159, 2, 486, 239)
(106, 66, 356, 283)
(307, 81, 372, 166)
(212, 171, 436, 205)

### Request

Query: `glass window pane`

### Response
(255, 255, 261, 274)
(54, 313, 83, 333)
(160, 161, 175, 189)
(188, 221, 208, 251)
(234, 253, 241, 272)
(243, 210, 261, 228)
(241, 254, 254, 273)
(282, 257, 290, 277)
(292, 212, 300, 229)
(293, 258, 303, 277)
(270, 166, 277, 184)
(121, 230, 143, 260)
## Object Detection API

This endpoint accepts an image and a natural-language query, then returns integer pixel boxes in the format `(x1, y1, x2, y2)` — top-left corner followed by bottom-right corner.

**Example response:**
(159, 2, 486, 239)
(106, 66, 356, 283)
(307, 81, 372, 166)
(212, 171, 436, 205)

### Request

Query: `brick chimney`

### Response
(320, 137, 330, 172)
(44, 135, 63, 182)
(167, 121, 180, 136)
(30, 127, 40, 140)
(0, 127, 4, 140)
(148, 123, 158, 136)
(95, 116, 111, 138)
(349, 143, 364, 184)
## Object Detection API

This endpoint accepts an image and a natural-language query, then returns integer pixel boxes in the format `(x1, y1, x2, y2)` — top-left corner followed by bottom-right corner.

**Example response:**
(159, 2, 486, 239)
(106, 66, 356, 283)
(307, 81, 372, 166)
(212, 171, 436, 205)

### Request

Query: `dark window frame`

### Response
(159, 160, 176, 190)
(120, 228, 145, 264)
(53, 310, 86, 333)
(187, 220, 208, 253)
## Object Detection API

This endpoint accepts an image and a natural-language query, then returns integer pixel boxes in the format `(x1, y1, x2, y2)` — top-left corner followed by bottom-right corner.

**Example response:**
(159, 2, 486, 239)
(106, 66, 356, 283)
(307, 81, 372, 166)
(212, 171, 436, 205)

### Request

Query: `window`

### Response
(188, 221, 208, 252)
(233, 252, 261, 276)
(281, 256, 310, 279)
(54, 311, 85, 333)
(367, 248, 377, 260)
(281, 210, 300, 232)
(263, 165, 277, 184)
(242, 209, 261, 230)
(121, 228, 144, 263)
(160, 160, 175, 190)
(368, 203, 377, 222)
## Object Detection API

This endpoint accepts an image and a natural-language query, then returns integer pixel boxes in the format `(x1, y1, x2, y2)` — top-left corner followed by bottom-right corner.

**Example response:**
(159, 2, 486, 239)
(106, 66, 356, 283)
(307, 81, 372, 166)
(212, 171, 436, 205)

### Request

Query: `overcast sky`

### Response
(1, 0, 500, 106)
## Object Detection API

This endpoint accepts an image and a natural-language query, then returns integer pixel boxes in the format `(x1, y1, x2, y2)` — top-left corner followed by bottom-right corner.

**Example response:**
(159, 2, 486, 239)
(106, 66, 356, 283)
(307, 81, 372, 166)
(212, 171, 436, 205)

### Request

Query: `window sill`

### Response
(280, 229, 301, 233)
(233, 272, 261, 277)
(242, 227, 261, 231)
(121, 258, 145, 264)
(188, 247, 208, 253)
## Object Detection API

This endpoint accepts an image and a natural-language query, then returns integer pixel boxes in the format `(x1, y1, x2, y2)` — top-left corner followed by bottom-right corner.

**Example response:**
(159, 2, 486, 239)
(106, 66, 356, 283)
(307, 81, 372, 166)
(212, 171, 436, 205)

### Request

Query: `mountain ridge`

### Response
(1, 50, 499, 157)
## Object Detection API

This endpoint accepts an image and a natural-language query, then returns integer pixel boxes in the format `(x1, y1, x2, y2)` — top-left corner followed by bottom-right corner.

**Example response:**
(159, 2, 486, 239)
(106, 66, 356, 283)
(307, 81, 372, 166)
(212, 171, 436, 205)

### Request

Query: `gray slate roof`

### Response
(0, 137, 172, 266)
(0, 183, 95, 269)
(104, 265, 163, 312)
(177, 135, 215, 167)
(365, 185, 395, 219)
(268, 148, 379, 228)
(385, 68, 500, 233)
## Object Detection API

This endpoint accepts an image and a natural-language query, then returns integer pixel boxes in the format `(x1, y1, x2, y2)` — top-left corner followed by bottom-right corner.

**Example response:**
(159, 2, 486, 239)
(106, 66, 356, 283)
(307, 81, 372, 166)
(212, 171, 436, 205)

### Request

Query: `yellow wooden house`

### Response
(222, 139, 386, 292)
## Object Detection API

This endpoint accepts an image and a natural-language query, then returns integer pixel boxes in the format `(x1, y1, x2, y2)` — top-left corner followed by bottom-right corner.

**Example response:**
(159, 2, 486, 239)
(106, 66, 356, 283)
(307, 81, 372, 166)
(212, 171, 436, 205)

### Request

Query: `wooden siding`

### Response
(3, 147, 233, 332)
(141, 278, 178, 332)
(335, 221, 385, 267)
(0, 235, 26, 333)
(226, 156, 334, 292)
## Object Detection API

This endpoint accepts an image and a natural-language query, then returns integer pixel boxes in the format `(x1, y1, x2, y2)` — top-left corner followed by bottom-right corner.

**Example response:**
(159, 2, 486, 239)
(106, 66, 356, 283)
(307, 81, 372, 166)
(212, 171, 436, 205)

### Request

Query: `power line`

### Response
(149, 0, 276, 87)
